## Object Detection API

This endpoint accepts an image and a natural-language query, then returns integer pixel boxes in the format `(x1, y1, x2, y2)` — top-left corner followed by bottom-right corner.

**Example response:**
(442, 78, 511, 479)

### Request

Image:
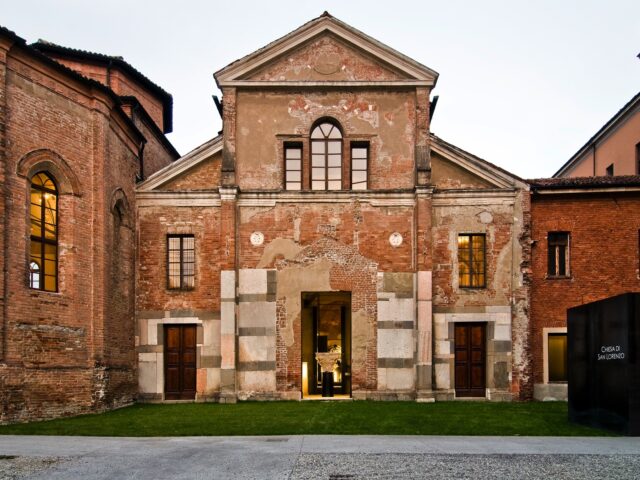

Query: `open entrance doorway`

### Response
(301, 292, 351, 398)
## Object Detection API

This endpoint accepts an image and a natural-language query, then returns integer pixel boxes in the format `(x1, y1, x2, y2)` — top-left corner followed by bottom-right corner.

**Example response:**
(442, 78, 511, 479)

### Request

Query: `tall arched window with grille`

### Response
(29, 172, 58, 291)
(311, 121, 342, 190)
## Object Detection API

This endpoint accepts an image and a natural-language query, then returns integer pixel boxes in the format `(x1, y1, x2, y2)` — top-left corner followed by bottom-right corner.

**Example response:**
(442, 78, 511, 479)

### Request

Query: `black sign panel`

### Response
(568, 292, 640, 435)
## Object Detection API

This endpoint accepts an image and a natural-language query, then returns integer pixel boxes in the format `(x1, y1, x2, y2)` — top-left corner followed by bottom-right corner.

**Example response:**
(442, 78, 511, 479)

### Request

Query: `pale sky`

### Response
(4, 0, 640, 178)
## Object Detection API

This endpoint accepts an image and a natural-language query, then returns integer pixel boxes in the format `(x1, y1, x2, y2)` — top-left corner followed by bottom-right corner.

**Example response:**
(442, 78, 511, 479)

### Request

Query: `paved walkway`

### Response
(1, 435, 639, 479)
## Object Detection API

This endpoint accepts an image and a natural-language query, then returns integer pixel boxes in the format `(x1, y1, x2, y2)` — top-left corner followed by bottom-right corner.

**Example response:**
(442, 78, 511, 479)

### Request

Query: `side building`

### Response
(554, 91, 640, 178)
(0, 26, 178, 423)
(529, 177, 640, 401)
(135, 13, 531, 403)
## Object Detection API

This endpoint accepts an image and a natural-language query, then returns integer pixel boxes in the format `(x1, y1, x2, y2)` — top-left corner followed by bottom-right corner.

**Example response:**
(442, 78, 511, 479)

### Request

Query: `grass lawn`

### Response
(0, 401, 613, 437)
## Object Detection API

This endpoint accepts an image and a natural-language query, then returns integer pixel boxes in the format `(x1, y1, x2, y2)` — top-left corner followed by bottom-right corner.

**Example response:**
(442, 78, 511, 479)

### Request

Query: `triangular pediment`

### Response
(137, 136, 222, 192)
(430, 135, 527, 190)
(246, 33, 407, 82)
(215, 13, 438, 87)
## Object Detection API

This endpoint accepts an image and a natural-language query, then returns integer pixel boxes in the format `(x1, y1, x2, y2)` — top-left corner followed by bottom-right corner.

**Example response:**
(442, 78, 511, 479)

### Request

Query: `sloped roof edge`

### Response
(430, 134, 527, 190)
(529, 174, 640, 190)
(0, 25, 145, 145)
(214, 12, 438, 86)
(136, 135, 222, 192)
(31, 40, 174, 134)
(553, 91, 640, 177)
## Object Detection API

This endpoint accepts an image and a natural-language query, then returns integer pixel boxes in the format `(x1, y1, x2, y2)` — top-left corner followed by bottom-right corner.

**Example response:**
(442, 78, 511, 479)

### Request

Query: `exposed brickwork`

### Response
(275, 237, 378, 392)
(129, 112, 178, 178)
(162, 157, 221, 191)
(239, 200, 414, 272)
(40, 56, 167, 133)
(137, 206, 220, 312)
(511, 191, 532, 400)
(530, 192, 640, 391)
(0, 32, 173, 423)
(432, 204, 516, 307)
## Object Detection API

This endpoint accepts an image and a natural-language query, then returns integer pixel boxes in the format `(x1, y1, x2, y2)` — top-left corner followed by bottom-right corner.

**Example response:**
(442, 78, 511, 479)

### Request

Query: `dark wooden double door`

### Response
(454, 323, 486, 397)
(164, 325, 196, 400)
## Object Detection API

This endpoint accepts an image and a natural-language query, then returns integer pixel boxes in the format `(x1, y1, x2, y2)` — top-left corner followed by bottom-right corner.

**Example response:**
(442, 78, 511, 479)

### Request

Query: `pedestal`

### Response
(321, 371, 334, 397)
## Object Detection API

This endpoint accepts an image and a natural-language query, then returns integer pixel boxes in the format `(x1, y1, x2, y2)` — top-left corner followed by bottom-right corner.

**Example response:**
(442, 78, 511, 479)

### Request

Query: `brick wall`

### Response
(137, 205, 221, 313)
(530, 192, 640, 392)
(0, 41, 143, 423)
(42, 56, 167, 133)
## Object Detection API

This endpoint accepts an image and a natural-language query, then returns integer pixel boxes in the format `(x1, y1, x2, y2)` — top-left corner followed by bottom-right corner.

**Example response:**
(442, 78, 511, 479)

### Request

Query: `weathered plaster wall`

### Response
(248, 35, 404, 82)
(235, 90, 416, 190)
(136, 203, 221, 400)
(431, 153, 494, 189)
(430, 190, 529, 401)
(238, 197, 414, 272)
(161, 155, 221, 191)
(275, 238, 379, 397)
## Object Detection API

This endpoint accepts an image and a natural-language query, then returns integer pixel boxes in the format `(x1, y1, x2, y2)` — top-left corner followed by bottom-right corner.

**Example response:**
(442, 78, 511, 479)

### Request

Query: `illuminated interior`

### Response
(301, 292, 351, 398)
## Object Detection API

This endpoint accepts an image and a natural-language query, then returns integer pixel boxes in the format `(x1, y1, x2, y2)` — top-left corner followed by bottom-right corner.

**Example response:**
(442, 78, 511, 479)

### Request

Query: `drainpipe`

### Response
(429, 95, 439, 122)
(137, 139, 146, 182)
(592, 143, 596, 176)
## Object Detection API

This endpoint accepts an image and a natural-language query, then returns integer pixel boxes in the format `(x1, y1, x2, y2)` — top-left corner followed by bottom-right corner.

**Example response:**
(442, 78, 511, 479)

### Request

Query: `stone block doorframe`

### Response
(301, 292, 352, 397)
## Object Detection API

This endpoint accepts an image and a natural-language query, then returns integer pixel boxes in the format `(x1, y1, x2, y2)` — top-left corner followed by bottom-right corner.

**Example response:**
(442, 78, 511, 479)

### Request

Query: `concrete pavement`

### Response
(0, 435, 639, 479)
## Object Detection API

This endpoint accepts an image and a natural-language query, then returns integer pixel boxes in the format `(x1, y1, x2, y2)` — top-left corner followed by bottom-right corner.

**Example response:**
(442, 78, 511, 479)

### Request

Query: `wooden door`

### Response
(454, 323, 486, 397)
(164, 325, 197, 400)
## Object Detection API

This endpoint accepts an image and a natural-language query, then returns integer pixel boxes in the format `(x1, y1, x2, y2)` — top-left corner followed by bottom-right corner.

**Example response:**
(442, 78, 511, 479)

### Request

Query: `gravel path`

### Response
(290, 453, 640, 480)
(1, 436, 639, 479)
(0, 456, 63, 480)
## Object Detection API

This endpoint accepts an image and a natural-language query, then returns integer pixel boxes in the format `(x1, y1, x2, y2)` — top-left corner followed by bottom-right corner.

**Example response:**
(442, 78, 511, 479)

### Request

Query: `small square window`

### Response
(547, 232, 569, 277)
(606, 163, 614, 176)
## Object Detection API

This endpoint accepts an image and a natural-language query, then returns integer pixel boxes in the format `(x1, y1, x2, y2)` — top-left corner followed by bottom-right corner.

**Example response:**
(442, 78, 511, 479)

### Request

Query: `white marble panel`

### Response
(239, 336, 276, 362)
(221, 270, 236, 299)
(138, 361, 157, 393)
(238, 301, 276, 328)
(239, 269, 268, 295)
(378, 329, 413, 359)
(238, 371, 276, 392)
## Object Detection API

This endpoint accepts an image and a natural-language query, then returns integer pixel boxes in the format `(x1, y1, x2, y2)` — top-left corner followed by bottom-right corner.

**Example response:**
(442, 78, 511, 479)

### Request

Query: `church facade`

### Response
(135, 14, 531, 404)
(1, 13, 553, 424)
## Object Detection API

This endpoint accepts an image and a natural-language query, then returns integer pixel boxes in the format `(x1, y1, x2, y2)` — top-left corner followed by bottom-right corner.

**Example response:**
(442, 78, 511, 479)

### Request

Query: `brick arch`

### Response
(275, 237, 378, 393)
(16, 149, 81, 196)
(109, 188, 133, 230)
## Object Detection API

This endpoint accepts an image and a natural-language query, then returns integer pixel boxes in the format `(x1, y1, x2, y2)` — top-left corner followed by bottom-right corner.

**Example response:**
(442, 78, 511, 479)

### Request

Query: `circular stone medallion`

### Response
(389, 232, 403, 247)
(250, 231, 264, 246)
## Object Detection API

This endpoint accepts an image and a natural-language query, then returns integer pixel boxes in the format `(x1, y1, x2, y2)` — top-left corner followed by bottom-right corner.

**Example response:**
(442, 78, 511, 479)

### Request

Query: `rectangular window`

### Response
(167, 235, 195, 289)
(606, 163, 614, 176)
(351, 142, 368, 190)
(284, 144, 302, 191)
(458, 234, 486, 288)
(547, 232, 569, 277)
(548, 333, 567, 382)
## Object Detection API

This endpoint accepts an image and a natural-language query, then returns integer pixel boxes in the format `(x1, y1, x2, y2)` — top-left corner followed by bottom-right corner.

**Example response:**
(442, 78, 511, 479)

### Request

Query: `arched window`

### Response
(29, 172, 58, 291)
(311, 121, 342, 190)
